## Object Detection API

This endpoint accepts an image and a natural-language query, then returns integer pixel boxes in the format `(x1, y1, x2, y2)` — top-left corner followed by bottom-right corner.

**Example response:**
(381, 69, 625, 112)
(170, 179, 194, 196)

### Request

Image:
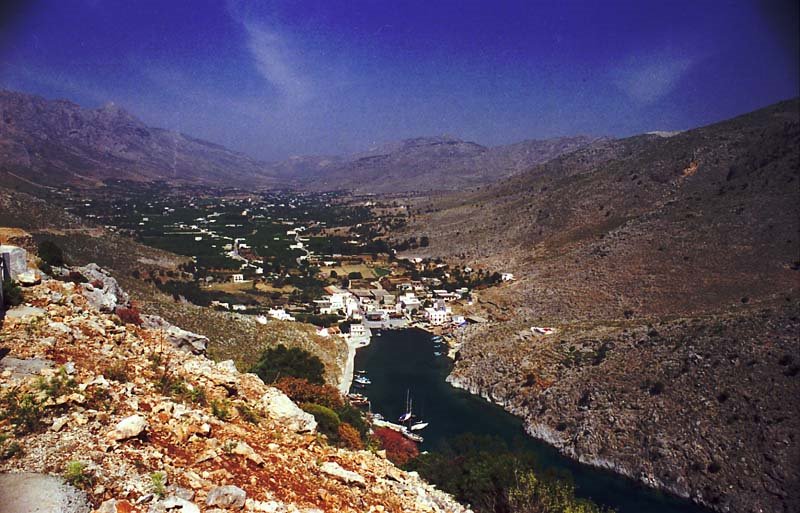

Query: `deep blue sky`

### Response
(1, 0, 798, 161)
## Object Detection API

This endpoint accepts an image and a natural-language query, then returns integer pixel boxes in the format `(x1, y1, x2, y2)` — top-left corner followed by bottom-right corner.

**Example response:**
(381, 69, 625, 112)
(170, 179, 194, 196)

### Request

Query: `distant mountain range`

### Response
(285, 134, 604, 193)
(0, 89, 278, 188)
(0, 89, 601, 192)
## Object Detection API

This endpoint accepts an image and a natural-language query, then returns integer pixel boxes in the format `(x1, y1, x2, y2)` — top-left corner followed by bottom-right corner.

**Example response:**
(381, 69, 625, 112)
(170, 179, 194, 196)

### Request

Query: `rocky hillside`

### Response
(0, 271, 468, 513)
(402, 99, 800, 512)
(0, 90, 276, 188)
(291, 135, 601, 193)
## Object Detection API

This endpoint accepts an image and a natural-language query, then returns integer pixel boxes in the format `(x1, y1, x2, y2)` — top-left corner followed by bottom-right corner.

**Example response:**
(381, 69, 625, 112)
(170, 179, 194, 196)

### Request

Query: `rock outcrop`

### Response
(0, 267, 470, 513)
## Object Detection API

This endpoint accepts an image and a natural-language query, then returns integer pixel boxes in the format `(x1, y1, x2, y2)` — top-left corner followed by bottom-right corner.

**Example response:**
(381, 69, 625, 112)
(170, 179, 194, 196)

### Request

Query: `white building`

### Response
(424, 306, 450, 326)
(398, 293, 422, 313)
(268, 308, 295, 321)
(501, 272, 515, 281)
(232, 274, 245, 283)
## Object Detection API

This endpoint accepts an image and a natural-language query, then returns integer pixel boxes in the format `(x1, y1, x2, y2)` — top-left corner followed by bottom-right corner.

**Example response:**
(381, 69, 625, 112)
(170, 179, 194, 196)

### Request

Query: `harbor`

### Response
(351, 328, 711, 513)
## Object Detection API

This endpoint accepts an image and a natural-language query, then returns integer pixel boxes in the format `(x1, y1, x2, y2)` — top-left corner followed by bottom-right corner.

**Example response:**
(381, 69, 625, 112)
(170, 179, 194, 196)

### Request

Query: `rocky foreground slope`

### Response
(0, 272, 468, 512)
(402, 99, 800, 512)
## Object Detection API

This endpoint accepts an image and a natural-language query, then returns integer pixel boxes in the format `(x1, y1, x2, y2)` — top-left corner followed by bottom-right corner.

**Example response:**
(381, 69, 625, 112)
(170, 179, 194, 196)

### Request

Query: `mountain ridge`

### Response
(0, 89, 605, 193)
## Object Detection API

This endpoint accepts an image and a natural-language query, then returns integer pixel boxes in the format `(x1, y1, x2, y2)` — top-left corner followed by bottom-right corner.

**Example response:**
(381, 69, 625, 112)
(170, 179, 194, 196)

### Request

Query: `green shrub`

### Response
(236, 403, 261, 424)
(37, 240, 65, 267)
(36, 366, 77, 398)
(0, 432, 22, 460)
(211, 399, 232, 420)
(408, 434, 612, 513)
(64, 461, 93, 488)
(150, 471, 167, 497)
(0, 388, 44, 435)
(301, 403, 340, 440)
(251, 344, 325, 385)
(2, 279, 23, 309)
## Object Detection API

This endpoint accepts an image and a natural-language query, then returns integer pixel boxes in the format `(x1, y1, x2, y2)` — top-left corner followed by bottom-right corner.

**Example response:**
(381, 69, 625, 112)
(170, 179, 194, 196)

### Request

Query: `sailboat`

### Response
(398, 390, 413, 423)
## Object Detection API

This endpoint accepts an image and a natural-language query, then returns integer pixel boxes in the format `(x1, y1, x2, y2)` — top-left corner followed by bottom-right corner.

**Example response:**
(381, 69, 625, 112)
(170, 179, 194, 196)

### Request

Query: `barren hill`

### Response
(291, 135, 602, 193)
(0, 90, 276, 188)
(402, 99, 800, 512)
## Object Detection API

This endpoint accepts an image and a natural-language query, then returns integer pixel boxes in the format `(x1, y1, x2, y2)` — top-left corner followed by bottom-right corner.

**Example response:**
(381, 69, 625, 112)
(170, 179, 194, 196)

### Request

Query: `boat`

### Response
(354, 376, 372, 385)
(398, 390, 414, 423)
(355, 370, 368, 375)
(433, 351, 442, 356)
(410, 421, 428, 431)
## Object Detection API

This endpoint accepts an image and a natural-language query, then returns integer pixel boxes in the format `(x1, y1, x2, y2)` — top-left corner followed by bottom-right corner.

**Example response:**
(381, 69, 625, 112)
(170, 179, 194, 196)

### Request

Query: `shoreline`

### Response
(445, 373, 714, 513)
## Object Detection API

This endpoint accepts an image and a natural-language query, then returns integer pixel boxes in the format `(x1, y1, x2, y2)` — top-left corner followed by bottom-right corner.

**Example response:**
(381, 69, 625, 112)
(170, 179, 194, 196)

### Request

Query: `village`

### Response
(53, 183, 519, 403)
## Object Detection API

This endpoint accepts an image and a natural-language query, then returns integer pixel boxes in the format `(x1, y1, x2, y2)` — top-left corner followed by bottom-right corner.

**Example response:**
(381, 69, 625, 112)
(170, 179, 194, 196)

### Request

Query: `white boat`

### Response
(398, 390, 414, 423)
(354, 376, 372, 385)
(410, 421, 428, 431)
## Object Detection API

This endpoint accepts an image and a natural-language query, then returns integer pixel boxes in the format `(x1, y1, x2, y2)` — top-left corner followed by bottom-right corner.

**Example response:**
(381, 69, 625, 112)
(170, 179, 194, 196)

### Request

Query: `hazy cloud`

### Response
(612, 54, 693, 105)
(242, 21, 313, 105)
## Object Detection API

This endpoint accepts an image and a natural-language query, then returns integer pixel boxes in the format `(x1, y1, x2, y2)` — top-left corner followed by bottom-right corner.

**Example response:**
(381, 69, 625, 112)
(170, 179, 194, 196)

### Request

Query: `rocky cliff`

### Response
(0, 270, 468, 513)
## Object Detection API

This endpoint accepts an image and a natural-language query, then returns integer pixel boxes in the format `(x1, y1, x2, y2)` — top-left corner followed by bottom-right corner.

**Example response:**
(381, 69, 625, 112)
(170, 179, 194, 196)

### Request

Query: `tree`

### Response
(251, 344, 325, 385)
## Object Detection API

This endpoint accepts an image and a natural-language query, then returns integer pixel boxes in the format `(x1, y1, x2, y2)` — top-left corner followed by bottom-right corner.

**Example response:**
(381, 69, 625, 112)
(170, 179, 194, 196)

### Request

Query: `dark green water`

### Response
(353, 328, 709, 513)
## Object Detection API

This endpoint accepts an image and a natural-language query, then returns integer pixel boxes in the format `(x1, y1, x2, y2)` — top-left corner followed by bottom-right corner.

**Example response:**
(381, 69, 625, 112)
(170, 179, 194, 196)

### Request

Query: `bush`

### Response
(236, 403, 261, 424)
(408, 434, 611, 513)
(64, 461, 93, 488)
(150, 471, 167, 497)
(373, 427, 419, 466)
(275, 377, 344, 410)
(337, 423, 364, 450)
(37, 240, 65, 267)
(211, 399, 232, 420)
(509, 469, 609, 513)
(0, 389, 43, 435)
(0, 432, 21, 460)
(115, 306, 143, 326)
(301, 403, 340, 439)
(36, 366, 77, 398)
(2, 279, 23, 309)
(105, 361, 130, 383)
(251, 344, 325, 385)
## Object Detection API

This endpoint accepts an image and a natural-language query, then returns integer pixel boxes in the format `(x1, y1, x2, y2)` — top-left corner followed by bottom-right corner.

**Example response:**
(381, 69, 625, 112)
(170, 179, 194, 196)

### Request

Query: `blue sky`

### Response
(1, 0, 797, 160)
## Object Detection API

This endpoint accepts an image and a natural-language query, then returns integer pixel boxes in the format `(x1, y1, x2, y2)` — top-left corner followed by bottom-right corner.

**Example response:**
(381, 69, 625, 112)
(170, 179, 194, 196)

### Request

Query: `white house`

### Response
(268, 308, 295, 321)
(398, 293, 422, 313)
(501, 272, 515, 281)
(232, 274, 245, 283)
(424, 306, 450, 326)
